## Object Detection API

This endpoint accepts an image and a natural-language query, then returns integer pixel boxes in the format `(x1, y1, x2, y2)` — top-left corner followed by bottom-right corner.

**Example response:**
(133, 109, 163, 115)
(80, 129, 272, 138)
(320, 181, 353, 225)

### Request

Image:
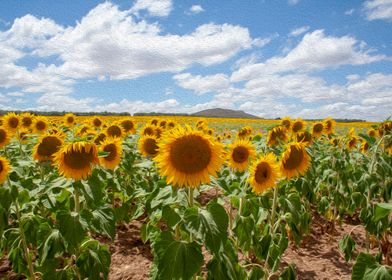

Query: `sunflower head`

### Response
(249, 153, 280, 194)
(347, 136, 358, 150)
(21, 113, 34, 129)
(167, 121, 176, 129)
(323, 118, 336, 135)
(227, 139, 256, 172)
(155, 127, 164, 138)
(33, 133, 63, 162)
(0, 127, 11, 149)
(281, 117, 291, 131)
(155, 126, 224, 188)
(159, 120, 167, 128)
(94, 133, 107, 145)
(0, 156, 11, 184)
(267, 126, 288, 146)
(54, 142, 99, 180)
(3, 112, 20, 132)
(360, 140, 369, 154)
(64, 113, 76, 126)
(312, 122, 324, 138)
(99, 137, 122, 169)
(291, 119, 306, 133)
(141, 125, 156, 136)
(17, 130, 29, 144)
(105, 123, 125, 138)
(150, 119, 159, 126)
(92, 117, 103, 128)
(280, 142, 310, 179)
(138, 135, 159, 157)
(368, 128, 377, 138)
(330, 137, 340, 147)
(120, 119, 136, 134)
(33, 116, 49, 134)
(296, 130, 312, 145)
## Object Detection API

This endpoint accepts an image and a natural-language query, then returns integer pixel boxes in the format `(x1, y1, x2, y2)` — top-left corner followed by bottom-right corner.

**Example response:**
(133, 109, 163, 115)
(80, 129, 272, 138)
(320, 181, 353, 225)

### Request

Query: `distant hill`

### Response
(192, 108, 260, 119)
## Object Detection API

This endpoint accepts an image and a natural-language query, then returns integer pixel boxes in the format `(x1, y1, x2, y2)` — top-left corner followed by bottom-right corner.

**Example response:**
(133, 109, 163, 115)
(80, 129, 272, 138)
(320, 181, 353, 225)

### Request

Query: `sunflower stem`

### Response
(9, 178, 35, 280)
(74, 183, 80, 213)
(188, 187, 194, 243)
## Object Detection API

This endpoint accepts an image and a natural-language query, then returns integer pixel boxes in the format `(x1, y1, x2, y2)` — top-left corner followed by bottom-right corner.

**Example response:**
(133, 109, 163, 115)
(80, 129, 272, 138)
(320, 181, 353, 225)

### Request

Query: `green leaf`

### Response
(339, 234, 356, 262)
(363, 265, 392, 280)
(352, 253, 392, 280)
(184, 202, 228, 255)
(162, 205, 181, 228)
(373, 203, 392, 223)
(56, 211, 87, 249)
(153, 232, 203, 280)
(279, 264, 296, 280)
(39, 229, 66, 265)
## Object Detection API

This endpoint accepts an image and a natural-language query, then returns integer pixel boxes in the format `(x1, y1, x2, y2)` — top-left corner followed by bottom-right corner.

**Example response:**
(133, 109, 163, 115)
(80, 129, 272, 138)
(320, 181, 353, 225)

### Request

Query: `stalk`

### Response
(74, 183, 80, 213)
(188, 187, 194, 242)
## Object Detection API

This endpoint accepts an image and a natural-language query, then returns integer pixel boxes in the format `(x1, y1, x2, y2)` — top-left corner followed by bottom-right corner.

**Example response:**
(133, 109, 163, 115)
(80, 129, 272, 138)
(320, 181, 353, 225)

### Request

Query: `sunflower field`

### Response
(0, 112, 391, 280)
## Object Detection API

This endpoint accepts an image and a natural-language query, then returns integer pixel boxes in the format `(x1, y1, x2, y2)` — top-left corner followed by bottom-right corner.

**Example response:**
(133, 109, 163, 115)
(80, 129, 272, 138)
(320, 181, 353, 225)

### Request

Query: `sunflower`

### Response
(141, 125, 156, 136)
(267, 126, 288, 146)
(76, 125, 91, 136)
(296, 131, 312, 145)
(54, 142, 99, 180)
(21, 113, 34, 129)
(120, 119, 136, 134)
(347, 136, 358, 150)
(3, 112, 20, 132)
(155, 126, 224, 188)
(0, 127, 11, 149)
(99, 138, 122, 169)
(0, 157, 11, 184)
(360, 140, 369, 153)
(155, 127, 164, 138)
(159, 120, 167, 128)
(312, 122, 324, 138)
(227, 140, 256, 172)
(17, 130, 29, 144)
(33, 116, 49, 134)
(291, 119, 306, 134)
(64, 113, 76, 126)
(94, 133, 106, 145)
(323, 118, 336, 135)
(330, 138, 340, 147)
(281, 117, 291, 131)
(150, 119, 159, 126)
(280, 142, 310, 179)
(138, 135, 159, 157)
(33, 133, 63, 162)
(105, 123, 125, 138)
(368, 128, 377, 138)
(167, 121, 176, 129)
(249, 153, 280, 194)
(91, 117, 103, 128)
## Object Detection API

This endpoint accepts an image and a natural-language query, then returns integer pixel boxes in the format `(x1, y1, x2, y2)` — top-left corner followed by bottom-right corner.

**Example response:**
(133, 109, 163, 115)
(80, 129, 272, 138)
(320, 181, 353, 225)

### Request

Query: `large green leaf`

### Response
(373, 203, 392, 223)
(184, 202, 228, 255)
(56, 210, 87, 249)
(153, 232, 203, 280)
(339, 234, 356, 262)
(352, 253, 392, 280)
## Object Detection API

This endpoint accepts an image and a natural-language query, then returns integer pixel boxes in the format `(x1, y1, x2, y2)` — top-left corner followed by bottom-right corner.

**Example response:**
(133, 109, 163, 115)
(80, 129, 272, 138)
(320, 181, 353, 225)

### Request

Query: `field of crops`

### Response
(0, 112, 391, 280)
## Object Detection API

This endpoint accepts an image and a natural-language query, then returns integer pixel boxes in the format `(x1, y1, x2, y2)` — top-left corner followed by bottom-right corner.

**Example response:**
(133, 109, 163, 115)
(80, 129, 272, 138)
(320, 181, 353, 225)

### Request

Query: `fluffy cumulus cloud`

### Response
(363, 0, 392, 21)
(130, 0, 173, 17)
(173, 73, 230, 95)
(188, 5, 204, 14)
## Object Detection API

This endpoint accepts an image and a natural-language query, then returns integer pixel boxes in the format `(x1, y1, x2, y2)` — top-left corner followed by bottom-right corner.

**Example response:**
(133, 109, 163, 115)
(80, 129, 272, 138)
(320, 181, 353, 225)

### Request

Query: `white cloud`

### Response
(289, 26, 309, 37)
(232, 29, 386, 81)
(345, 9, 355, 16)
(188, 5, 204, 14)
(363, 0, 392, 21)
(95, 98, 180, 113)
(6, 91, 25, 97)
(173, 73, 230, 94)
(130, 0, 173, 17)
(288, 0, 300, 5)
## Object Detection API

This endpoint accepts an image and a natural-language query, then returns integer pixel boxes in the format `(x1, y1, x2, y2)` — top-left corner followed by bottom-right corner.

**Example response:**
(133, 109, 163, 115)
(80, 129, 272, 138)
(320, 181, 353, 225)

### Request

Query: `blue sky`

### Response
(0, 0, 391, 120)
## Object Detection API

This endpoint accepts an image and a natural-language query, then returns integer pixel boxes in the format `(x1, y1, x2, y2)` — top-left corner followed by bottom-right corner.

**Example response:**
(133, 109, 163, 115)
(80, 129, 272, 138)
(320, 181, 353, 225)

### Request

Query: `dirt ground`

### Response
(0, 204, 376, 280)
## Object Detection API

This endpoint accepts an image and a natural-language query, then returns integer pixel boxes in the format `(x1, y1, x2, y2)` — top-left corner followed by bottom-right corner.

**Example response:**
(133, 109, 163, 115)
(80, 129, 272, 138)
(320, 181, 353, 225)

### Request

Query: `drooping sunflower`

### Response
(20, 113, 34, 129)
(105, 123, 125, 138)
(120, 119, 136, 134)
(3, 112, 20, 132)
(155, 126, 224, 188)
(291, 119, 306, 134)
(267, 126, 288, 146)
(0, 156, 11, 184)
(323, 118, 336, 135)
(312, 122, 324, 138)
(249, 153, 280, 194)
(330, 137, 340, 147)
(53, 142, 99, 180)
(281, 117, 292, 131)
(33, 133, 63, 162)
(227, 140, 256, 172)
(360, 140, 369, 153)
(94, 133, 106, 145)
(0, 127, 11, 149)
(368, 128, 377, 138)
(138, 135, 159, 157)
(296, 130, 312, 145)
(64, 113, 76, 127)
(33, 116, 49, 134)
(347, 136, 358, 150)
(280, 142, 310, 179)
(99, 138, 122, 169)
